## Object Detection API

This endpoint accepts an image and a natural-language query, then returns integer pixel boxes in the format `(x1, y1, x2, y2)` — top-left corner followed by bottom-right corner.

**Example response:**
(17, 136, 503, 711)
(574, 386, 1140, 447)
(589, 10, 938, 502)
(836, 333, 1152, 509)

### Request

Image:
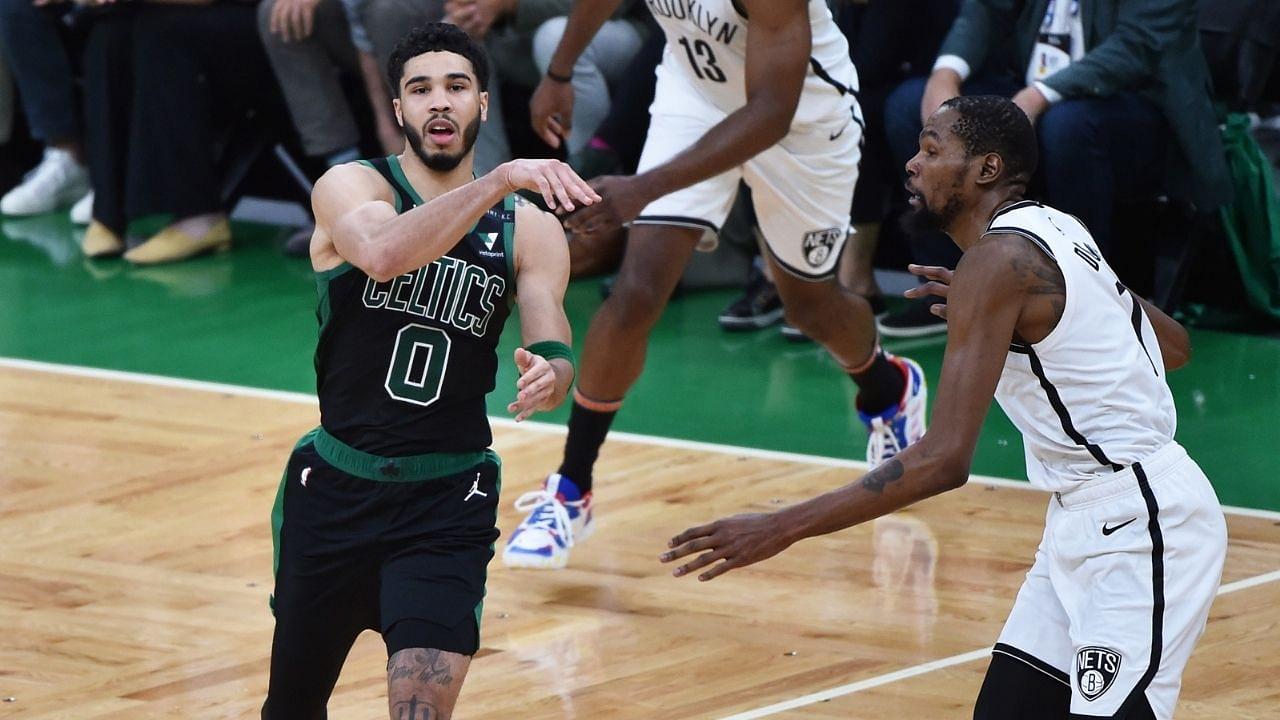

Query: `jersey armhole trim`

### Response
(983, 227, 1057, 261)
(504, 194, 517, 301)
(387, 154, 427, 208)
(314, 261, 355, 280)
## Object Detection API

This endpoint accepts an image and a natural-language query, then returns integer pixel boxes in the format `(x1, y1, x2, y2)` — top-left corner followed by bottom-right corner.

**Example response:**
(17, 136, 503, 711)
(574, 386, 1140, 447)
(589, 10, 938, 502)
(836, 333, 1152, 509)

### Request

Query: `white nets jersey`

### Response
(990, 202, 1177, 492)
(643, 0, 860, 127)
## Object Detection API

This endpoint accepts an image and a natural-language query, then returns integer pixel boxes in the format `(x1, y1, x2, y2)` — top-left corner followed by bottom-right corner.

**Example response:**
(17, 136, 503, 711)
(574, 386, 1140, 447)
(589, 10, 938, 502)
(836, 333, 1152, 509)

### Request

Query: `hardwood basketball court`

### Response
(2, 360, 1278, 719)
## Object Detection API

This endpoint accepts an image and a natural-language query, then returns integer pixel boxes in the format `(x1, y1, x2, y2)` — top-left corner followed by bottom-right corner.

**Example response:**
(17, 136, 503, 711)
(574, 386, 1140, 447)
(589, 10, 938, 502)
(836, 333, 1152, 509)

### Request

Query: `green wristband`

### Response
(526, 341, 575, 373)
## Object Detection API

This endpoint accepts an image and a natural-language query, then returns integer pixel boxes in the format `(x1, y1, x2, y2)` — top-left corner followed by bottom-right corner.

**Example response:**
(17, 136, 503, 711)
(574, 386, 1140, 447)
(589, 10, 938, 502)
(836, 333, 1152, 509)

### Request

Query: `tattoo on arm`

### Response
(860, 458, 905, 494)
(1008, 240, 1066, 323)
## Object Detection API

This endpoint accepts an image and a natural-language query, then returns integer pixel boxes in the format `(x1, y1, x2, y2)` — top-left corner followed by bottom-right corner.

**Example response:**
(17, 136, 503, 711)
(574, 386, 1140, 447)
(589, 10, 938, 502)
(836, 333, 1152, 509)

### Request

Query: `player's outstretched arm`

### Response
(506, 199, 574, 422)
(661, 236, 1033, 581)
(529, 0, 625, 147)
(312, 159, 597, 282)
(565, 0, 811, 235)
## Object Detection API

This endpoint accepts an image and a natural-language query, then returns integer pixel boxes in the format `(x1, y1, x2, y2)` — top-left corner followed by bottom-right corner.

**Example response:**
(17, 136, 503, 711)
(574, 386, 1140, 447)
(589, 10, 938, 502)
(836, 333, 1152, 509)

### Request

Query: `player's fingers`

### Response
(299, 4, 313, 38)
(660, 535, 716, 562)
(269, 2, 283, 35)
(699, 557, 738, 582)
(668, 522, 716, 548)
(908, 264, 953, 282)
(930, 303, 948, 320)
(534, 175, 557, 211)
(904, 281, 950, 299)
(559, 165, 599, 204)
(545, 170, 574, 213)
(673, 548, 726, 577)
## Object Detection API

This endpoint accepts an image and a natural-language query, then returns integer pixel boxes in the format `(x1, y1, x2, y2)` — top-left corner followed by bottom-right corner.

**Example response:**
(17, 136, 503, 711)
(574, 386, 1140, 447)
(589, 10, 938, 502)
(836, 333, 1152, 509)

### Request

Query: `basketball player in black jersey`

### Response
(261, 24, 599, 720)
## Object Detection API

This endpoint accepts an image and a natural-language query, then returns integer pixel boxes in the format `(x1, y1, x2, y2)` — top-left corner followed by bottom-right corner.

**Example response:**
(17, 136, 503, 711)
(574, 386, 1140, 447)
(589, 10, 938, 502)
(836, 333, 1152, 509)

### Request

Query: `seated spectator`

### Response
(80, 0, 286, 264)
(0, 0, 91, 223)
(879, 0, 1231, 336)
(258, 0, 403, 255)
(528, 0, 649, 157)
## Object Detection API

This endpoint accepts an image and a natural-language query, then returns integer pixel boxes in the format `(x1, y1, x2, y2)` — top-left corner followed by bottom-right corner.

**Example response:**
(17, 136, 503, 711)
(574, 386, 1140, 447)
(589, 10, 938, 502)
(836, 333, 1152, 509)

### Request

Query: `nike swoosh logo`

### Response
(829, 122, 850, 141)
(1102, 518, 1137, 536)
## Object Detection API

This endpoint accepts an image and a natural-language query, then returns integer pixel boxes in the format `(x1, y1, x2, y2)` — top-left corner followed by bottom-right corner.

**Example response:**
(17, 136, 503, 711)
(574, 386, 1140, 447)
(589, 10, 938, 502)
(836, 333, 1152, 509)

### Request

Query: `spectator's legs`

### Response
(1036, 93, 1167, 253)
(127, 4, 278, 223)
(0, 0, 90, 216)
(82, 11, 136, 235)
(472, 63, 509, 175)
(0, 0, 77, 149)
(592, 31, 665, 173)
(532, 17, 645, 155)
(257, 0, 361, 161)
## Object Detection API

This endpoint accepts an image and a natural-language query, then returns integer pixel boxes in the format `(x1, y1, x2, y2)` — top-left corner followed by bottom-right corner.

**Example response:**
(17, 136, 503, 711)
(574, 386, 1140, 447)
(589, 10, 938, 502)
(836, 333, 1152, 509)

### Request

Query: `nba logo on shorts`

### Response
(1076, 646, 1121, 701)
(802, 228, 842, 268)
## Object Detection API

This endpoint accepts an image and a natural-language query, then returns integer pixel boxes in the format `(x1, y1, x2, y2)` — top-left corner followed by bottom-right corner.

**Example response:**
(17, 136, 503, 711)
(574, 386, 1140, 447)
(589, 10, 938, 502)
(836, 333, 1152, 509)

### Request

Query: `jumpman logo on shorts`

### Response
(465, 473, 488, 502)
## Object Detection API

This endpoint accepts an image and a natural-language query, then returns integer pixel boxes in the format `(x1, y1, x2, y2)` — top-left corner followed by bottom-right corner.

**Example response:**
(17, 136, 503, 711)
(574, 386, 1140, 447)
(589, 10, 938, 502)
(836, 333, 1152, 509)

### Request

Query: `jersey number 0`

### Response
(385, 323, 452, 407)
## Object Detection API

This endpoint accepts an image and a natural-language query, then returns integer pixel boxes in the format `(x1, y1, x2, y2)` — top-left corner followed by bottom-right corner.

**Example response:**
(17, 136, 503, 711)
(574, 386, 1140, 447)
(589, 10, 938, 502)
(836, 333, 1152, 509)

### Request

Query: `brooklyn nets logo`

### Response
(802, 228, 842, 268)
(1076, 646, 1121, 701)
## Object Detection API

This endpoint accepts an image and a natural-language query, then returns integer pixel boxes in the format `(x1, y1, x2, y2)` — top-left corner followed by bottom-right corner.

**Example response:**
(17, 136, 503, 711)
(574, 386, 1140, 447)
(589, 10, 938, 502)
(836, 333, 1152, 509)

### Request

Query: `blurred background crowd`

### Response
(0, 0, 1277, 332)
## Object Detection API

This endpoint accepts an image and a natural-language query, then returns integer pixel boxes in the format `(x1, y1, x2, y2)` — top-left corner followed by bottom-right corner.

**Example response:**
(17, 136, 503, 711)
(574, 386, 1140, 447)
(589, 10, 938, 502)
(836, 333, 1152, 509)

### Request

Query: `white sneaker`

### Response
(502, 474, 595, 569)
(70, 190, 93, 225)
(0, 148, 90, 216)
(858, 355, 928, 468)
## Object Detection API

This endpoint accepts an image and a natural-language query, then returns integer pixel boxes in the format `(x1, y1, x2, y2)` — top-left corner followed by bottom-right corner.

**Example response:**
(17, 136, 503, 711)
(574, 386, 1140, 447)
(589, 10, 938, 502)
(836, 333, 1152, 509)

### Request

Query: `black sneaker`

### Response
(719, 260, 784, 330)
(877, 297, 948, 338)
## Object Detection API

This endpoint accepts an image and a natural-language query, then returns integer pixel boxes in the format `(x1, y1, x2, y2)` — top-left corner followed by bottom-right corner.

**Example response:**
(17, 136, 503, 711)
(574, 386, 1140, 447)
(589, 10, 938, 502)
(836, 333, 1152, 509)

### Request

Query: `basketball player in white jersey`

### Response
(503, 0, 928, 570)
(662, 96, 1227, 719)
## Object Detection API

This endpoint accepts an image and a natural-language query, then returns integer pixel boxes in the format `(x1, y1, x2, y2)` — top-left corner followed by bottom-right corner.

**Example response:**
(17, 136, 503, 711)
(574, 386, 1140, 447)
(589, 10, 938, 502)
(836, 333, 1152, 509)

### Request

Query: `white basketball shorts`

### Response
(632, 57, 862, 280)
(994, 442, 1227, 719)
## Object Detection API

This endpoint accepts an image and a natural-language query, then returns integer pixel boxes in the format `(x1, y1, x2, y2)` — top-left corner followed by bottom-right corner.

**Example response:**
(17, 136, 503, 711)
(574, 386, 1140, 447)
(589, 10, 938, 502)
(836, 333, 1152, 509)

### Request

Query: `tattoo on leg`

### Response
(391, 695, 439, 720)
(860, 458, 905, 494)
(388, 648, 454, 687)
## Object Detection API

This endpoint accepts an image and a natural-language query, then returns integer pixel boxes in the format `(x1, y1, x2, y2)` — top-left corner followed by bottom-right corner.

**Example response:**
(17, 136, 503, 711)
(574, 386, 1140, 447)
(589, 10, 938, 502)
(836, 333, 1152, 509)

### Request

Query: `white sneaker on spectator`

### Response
(70, 191, 93, 225)
(1, 148, 90, 216)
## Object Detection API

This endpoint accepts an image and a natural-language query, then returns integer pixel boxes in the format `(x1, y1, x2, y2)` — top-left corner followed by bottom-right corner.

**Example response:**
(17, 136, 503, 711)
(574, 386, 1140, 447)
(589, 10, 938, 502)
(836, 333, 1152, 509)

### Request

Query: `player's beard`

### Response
(404, 114, 482, 172)
(901, 181, 966, 237)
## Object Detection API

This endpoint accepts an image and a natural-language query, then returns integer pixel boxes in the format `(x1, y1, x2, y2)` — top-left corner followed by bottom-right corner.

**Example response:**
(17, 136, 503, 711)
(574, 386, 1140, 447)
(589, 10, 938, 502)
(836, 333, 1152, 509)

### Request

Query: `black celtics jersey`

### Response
(313, 155, 516, 456)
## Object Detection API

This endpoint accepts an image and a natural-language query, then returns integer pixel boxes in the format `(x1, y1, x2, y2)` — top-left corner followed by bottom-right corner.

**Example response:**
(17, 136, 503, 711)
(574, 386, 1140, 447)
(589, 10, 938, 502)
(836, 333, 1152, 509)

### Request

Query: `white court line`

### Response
(4, 357, 1280, 715)
(719, 565, 1280, 719)
(4, 356, 1278, 522)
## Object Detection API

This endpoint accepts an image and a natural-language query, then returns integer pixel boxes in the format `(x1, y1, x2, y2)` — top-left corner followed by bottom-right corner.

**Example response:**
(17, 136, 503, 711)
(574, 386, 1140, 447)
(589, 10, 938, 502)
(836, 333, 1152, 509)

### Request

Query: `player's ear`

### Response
(479, 90, 489, 123)
(393, 97, 404, 128)
(976, 153, 1002, 186)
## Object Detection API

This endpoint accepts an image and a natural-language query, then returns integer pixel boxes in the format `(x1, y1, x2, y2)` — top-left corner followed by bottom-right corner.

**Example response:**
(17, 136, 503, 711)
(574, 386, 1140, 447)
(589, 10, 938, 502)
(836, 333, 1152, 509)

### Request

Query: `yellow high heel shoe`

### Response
(124, 218, 231, 265)
(82, 220, 125, 258)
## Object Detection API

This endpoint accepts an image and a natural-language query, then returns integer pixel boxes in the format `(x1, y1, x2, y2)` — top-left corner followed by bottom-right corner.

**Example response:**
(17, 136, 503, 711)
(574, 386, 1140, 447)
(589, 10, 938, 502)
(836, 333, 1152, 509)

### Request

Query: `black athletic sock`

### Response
(557, 399, 618, 493)
(850, 351, 906, 416)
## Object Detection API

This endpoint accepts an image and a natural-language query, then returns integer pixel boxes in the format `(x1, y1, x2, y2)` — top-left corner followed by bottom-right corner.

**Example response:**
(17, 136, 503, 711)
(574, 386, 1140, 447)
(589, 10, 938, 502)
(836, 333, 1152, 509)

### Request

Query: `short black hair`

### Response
(387, 23, 490, 93)
(940, 95, 1038, 183)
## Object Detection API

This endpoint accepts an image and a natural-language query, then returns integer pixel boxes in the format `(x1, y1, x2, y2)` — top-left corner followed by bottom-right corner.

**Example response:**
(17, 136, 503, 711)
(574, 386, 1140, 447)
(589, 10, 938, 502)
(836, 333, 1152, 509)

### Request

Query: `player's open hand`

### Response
(508, 347, 556, 422)
(904, 263, 954, 321)
(530, 76, 574, 149)
(661, 512, 792, 581)
(499, 159, 600, 213)
(563, 175, 650, 237)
